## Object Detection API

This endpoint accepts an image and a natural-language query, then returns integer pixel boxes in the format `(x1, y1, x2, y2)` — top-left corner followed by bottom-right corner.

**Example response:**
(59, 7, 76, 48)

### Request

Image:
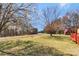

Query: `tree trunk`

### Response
(50, 33, 52, 37)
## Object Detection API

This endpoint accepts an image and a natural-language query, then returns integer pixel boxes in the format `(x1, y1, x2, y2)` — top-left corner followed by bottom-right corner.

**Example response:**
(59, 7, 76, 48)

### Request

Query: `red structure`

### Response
(70, 33, 77, 42)
(70, 33, 79, 44)
(77, 33, 79, 44)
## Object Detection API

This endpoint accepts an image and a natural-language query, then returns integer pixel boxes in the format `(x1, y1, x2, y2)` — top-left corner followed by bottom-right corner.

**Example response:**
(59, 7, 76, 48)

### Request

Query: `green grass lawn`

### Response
(0, 33, 79, 56)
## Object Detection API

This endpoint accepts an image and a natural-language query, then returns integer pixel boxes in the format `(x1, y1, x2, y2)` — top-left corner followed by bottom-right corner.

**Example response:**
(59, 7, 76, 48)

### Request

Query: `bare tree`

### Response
(62, 10, 79, 33)
(0, 3, 36, 36)
(42, 7, 60, 36)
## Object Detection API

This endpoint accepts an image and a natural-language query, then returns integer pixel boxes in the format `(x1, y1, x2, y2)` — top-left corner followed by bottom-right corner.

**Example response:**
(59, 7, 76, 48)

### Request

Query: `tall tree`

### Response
(63, 10, 79, 31)
(42, 7, 60, 36)
(0, 3, 36, 36)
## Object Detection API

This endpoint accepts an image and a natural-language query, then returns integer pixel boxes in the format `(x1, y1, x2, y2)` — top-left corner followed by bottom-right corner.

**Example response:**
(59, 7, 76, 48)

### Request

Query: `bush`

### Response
(27, 28, 38, 34)
(56, 30, 64, 34)
(38, 30, 44, 33)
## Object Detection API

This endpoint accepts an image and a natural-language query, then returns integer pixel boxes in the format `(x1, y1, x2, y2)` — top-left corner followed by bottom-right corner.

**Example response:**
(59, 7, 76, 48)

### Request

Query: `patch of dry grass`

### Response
(0, 33, 79, 56)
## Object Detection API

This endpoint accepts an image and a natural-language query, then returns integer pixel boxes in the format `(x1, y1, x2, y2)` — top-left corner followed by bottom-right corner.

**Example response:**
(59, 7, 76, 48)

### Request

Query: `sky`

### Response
(31, 3, 79, 31)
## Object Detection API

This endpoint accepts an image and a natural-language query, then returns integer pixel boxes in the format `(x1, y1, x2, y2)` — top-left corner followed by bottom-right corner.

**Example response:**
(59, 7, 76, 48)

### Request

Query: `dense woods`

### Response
(0, 3, 38, 36)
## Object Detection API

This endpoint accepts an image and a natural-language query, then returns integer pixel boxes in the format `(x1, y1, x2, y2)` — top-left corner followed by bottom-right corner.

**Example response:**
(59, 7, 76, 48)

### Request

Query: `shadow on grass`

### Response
(39, 35, 71, 42)
(47, 35, 71, 42)
(52, 36, 68, 41)
(0, 40, 73, 56)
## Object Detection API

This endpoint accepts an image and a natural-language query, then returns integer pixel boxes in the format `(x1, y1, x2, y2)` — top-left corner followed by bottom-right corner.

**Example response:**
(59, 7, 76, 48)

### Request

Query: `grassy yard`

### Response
(0, 33, 79, 56)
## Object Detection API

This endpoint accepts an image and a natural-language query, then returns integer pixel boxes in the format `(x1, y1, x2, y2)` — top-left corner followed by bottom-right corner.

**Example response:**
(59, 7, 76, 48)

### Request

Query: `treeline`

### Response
(40, 7, 79, 36)
(0, 3, 38, 37)
(0, 3, 79, 37)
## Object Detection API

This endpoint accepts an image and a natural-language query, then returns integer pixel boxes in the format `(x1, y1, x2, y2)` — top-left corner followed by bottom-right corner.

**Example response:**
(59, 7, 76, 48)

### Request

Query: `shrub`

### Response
(27, 28, 38, 34)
